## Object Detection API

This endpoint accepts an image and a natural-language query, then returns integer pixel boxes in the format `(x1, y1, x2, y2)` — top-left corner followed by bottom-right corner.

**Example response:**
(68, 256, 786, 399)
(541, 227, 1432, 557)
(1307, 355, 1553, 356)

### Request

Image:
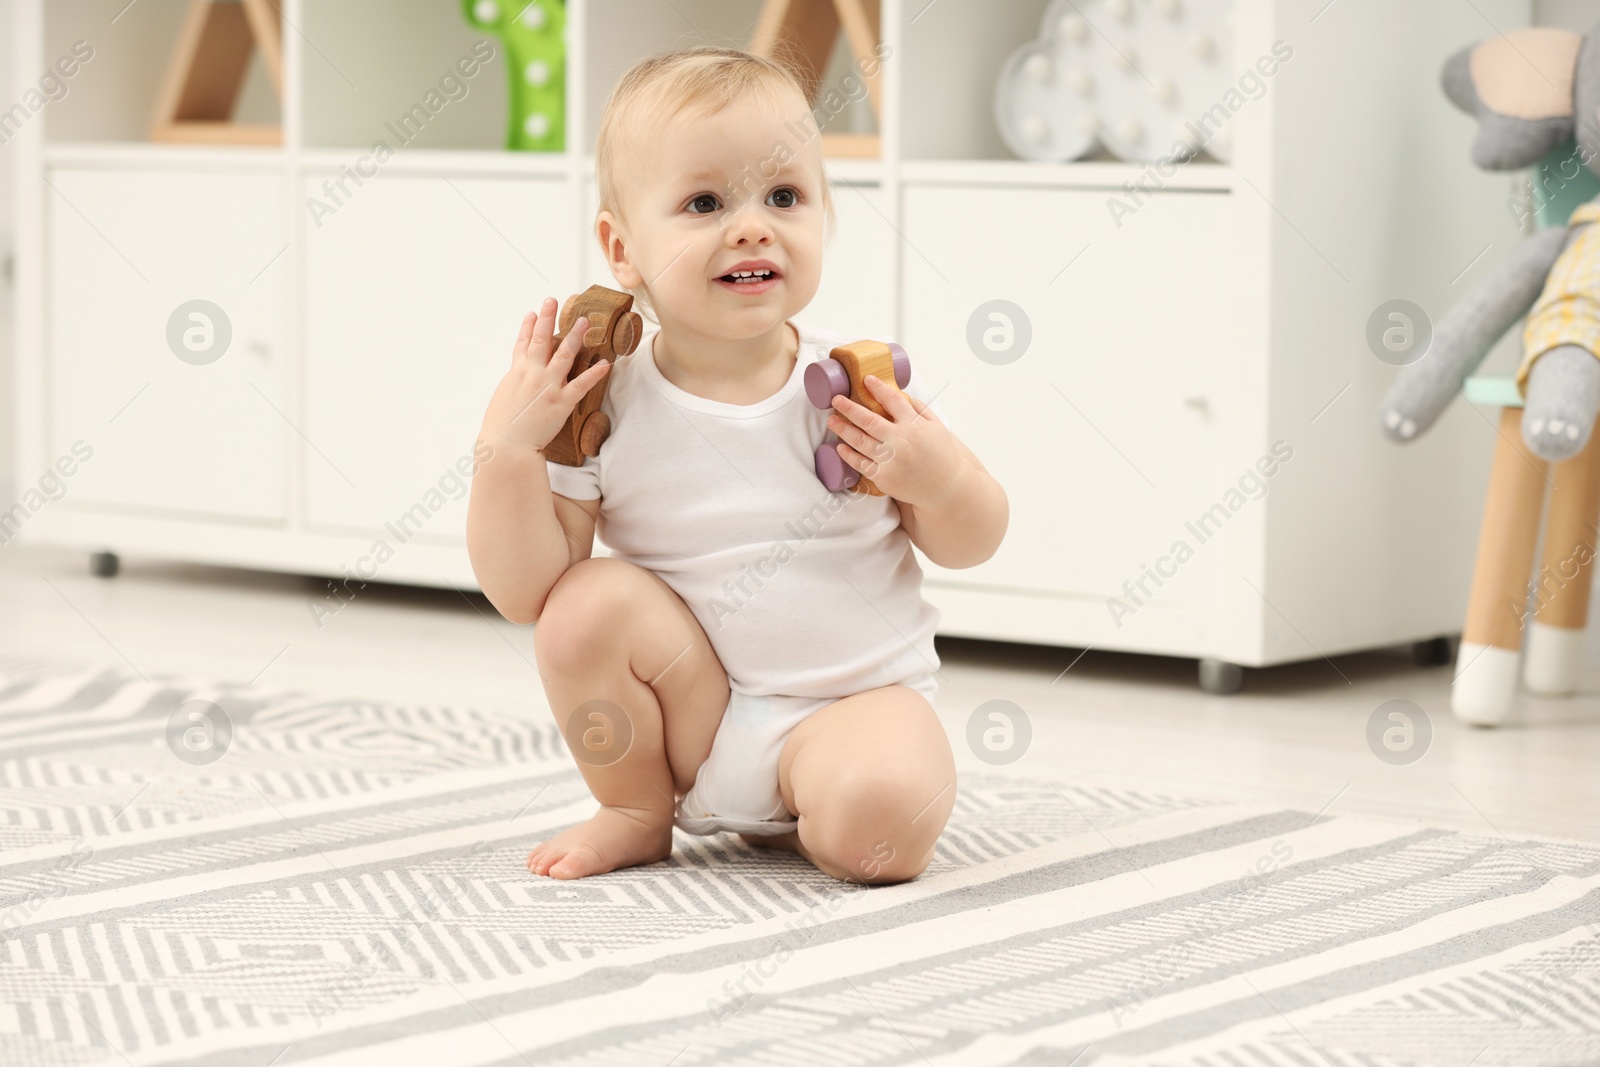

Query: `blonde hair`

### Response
(594, 46, 837, 320)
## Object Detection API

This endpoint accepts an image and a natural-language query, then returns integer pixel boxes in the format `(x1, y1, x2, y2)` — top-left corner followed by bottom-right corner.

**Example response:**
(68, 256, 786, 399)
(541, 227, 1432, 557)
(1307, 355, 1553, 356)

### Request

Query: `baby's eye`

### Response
(687, 193, 721, 215)
(767, 187, 800, 209)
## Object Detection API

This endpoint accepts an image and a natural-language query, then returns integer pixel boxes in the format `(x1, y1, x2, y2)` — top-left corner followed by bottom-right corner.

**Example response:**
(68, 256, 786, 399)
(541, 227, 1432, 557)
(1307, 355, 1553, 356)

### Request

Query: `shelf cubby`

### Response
(44, 0, 279, 144)
(14, 0, 1511, 673)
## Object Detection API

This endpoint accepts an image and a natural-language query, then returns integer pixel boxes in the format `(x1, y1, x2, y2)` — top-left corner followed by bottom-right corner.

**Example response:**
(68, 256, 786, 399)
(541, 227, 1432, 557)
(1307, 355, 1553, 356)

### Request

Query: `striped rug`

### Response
(1, 656, 1597, 1066)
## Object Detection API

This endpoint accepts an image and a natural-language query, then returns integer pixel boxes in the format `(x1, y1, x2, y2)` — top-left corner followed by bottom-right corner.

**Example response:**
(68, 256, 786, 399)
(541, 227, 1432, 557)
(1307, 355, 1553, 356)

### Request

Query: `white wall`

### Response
(1536, 1, 1593, 31)
(0, 1, 13, 513)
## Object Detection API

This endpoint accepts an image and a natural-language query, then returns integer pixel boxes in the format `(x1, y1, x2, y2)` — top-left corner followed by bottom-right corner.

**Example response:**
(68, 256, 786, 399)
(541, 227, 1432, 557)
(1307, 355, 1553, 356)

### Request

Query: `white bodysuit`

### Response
(544, 320, 949, 836)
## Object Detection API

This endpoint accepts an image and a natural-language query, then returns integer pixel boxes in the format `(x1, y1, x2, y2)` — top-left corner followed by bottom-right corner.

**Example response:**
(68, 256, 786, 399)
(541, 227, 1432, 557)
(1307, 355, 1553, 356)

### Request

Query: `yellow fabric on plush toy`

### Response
(1519, 201, 1600, 395)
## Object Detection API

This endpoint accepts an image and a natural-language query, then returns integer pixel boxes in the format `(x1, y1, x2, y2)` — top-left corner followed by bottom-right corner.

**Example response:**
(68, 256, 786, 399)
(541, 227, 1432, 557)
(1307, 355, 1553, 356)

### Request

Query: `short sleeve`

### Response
(545, 452, 600, 500)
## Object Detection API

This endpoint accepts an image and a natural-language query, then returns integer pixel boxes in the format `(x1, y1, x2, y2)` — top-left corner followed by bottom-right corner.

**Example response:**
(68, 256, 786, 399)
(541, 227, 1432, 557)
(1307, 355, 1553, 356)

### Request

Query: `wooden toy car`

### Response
(804, 339, 912, 495)
(543, 285, 643, 466)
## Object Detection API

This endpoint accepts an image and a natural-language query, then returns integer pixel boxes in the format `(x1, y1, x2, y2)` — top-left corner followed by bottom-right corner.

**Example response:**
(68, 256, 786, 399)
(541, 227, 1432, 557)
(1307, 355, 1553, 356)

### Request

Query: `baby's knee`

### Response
(534, 557, 649, 674)
(809, 774, 946, 884)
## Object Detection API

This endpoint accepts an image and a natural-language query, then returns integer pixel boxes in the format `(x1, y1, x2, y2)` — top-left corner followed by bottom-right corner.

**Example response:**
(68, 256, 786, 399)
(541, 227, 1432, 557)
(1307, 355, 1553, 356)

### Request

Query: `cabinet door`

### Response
(801, 181, 895, 341)
(302, 175, 579, 540)
(901, 185, 1241, 605)
(47, 168, 287, 521)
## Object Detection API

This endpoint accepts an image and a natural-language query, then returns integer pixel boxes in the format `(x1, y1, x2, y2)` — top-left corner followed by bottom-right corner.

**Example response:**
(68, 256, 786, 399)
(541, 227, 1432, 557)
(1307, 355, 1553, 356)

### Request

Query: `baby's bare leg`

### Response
(756, 685, 956, 884)
(529, 557, 730, 879)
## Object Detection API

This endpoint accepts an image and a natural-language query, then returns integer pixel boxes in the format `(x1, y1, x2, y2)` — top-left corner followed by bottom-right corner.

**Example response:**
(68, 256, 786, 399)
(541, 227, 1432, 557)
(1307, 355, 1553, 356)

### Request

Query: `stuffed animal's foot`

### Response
(1378, 369, 1453, 443)
(1380, 407, 1421, 441)
(1522, 345, 1600, 462)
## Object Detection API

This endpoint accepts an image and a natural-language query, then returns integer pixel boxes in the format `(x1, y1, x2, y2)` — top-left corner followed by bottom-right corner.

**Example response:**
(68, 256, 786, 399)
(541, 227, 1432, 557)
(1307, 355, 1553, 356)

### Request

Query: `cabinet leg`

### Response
(1454, 408, 1549, 726)
(1198, 659, 1243, 694)
(1524, 421, 1600, 695)
(1412, 636, 1457, 667)
(90, 552, 119, 579)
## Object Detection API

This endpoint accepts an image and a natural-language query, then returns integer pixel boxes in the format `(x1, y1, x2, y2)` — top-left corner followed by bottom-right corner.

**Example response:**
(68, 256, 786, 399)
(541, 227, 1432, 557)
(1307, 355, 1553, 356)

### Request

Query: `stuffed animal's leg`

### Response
(1380, 226, 1569, 442)
(1522, 345, 1600, 461)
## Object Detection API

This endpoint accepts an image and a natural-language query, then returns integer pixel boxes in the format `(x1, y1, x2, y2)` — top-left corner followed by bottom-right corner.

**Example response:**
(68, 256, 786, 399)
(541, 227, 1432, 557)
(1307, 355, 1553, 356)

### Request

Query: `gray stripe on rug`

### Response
(156, 811, 1319, 1067)
(460, 829, 1545, 1066)
(0, 770, 576, 889)
(1078, 884, 1600, 1064)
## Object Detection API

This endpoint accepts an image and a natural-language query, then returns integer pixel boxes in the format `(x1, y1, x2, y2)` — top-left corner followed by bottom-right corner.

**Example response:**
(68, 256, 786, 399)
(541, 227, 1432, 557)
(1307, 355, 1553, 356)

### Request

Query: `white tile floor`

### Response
(4, 542, 1599, 845)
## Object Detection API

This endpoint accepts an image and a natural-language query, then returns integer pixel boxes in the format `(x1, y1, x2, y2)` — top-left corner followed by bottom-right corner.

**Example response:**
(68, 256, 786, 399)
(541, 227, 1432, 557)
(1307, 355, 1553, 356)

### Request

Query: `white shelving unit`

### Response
(11, 0, 1531, 678)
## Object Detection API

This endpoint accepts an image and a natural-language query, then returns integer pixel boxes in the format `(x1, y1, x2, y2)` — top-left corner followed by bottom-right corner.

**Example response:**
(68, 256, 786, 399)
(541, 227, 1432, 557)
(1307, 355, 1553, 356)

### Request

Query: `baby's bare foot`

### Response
(527, 805, 673, 879)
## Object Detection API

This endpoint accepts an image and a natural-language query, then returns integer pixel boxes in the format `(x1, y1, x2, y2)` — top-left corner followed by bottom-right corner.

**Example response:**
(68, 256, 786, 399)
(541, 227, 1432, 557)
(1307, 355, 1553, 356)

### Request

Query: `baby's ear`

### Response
(1441, 28, 1582, 170)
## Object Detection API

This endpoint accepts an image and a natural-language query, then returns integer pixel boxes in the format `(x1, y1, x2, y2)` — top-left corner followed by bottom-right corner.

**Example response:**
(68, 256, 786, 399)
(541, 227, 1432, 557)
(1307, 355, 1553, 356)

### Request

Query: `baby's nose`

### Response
(724, 206, 773, 242)
(729, 217, 771, 243)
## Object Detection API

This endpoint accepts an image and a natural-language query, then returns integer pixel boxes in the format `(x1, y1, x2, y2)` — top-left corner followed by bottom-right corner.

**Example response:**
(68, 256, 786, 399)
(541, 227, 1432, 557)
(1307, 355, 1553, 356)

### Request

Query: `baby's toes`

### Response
(547, 842, 604, 880)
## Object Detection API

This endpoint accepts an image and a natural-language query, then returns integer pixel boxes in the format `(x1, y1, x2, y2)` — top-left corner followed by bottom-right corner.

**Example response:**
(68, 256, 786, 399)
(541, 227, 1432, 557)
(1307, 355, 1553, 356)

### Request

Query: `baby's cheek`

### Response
(785, 261, 825, 311)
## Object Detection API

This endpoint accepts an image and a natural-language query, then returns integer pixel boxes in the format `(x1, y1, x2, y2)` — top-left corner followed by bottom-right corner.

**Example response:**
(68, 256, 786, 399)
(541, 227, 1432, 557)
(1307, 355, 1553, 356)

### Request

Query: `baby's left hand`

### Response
(827, 375, 968, 509)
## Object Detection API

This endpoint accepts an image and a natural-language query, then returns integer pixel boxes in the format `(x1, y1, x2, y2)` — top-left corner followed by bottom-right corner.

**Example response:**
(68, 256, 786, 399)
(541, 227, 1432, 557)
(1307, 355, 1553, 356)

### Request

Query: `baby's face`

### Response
(606, 90, 825, 342)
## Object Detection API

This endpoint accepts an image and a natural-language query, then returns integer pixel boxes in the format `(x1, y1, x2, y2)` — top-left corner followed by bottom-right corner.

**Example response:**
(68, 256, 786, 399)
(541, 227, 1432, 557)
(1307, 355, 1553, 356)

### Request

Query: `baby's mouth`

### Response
(718, 268, 778, 284)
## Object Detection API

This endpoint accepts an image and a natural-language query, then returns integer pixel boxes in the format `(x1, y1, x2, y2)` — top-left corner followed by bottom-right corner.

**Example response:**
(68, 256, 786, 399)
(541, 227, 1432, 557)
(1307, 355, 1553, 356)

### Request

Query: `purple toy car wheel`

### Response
(888, 343, 911, 388)
(805, 358, 851, 409)
(815, 442, 861, 492)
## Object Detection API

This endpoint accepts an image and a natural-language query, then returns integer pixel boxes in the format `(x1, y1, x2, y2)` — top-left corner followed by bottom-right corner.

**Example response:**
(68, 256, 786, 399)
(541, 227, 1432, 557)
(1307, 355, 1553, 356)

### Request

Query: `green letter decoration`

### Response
(461, 0, 565, 152)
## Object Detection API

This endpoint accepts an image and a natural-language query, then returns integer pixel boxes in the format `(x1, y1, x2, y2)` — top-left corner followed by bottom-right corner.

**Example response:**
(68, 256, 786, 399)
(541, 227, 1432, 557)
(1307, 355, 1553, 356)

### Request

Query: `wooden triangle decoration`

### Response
(749, 0, 882, 158)
(151, 0, 284, 145)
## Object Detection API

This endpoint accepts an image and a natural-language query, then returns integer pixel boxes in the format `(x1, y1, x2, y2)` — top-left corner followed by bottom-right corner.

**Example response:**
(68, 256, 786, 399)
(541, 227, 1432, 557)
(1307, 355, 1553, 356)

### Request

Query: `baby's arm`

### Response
(826, 373, 1007, 569)
(899, 432, 1008, 569)
(468, 450, 590, 623)
(466, 300, 610, 623)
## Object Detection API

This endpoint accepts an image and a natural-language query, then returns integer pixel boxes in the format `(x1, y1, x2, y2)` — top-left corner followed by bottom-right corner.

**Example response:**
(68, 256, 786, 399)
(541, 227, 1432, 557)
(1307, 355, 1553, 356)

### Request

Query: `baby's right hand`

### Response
(478, 297, 610, 458)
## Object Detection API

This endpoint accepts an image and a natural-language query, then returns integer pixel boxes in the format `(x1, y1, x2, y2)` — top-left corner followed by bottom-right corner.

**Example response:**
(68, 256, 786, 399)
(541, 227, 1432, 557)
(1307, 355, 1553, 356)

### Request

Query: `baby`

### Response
(466, 47, 1008, 885)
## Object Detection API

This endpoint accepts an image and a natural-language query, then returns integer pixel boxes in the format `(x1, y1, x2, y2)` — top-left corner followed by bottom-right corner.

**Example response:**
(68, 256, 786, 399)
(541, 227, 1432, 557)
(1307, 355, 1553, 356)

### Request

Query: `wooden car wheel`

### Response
(578, 410, 611, 457)
(612, 311, 643, 356)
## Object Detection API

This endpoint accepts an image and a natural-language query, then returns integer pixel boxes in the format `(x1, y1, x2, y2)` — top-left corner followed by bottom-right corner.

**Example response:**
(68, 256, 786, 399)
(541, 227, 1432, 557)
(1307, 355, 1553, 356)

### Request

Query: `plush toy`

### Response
(805, 340, 912, 496)
(1379, 21, 1600, 463)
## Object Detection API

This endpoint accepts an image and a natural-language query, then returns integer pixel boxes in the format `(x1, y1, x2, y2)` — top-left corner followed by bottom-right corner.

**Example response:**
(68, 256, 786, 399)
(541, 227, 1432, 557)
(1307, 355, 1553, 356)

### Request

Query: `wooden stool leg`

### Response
(1524, 422, 1600, 694)
(1453, 407, 1550, 725)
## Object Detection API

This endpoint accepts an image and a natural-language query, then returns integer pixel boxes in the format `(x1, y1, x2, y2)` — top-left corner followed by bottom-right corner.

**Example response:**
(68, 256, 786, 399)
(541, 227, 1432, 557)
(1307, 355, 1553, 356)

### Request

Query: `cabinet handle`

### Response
(1184, 396, 1209, 414)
